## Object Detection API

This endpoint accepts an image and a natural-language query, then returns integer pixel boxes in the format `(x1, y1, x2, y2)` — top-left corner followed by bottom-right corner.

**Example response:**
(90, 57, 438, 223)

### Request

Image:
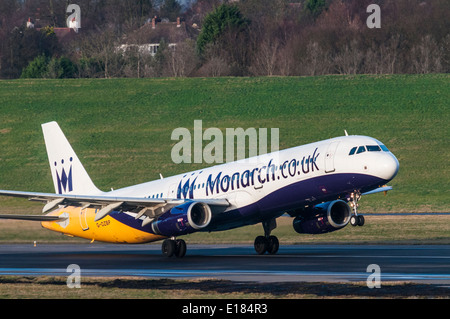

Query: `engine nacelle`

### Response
(151, 201, 212, 237)
(293, 200, 351, 234)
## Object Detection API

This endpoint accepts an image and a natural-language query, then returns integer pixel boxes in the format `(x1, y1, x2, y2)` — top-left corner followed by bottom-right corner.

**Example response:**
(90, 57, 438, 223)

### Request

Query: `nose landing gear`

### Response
(349, 191, 365, 227)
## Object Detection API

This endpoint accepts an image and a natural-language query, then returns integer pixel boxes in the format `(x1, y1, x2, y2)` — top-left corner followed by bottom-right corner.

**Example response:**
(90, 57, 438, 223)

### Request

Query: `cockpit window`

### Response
(356, 146, 366, 154)
(350, 145, 382, 155)
(366, 145, 381, 152)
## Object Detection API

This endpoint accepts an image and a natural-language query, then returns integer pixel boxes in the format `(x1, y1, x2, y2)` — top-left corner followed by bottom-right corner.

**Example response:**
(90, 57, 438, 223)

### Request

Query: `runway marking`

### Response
(1, 268, 449, 283)
(271, 254, 450, 259)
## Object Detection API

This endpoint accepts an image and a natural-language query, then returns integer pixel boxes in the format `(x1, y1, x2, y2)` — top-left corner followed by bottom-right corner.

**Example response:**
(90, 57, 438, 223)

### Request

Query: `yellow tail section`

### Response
(41, 207, 166, 244)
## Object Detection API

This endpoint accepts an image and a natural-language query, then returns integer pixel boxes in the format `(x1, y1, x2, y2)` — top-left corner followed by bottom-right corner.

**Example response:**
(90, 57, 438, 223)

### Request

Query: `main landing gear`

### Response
(254, 218, 279, 255)
(349, 191, 365, 227)
(162, 238, 186, 258)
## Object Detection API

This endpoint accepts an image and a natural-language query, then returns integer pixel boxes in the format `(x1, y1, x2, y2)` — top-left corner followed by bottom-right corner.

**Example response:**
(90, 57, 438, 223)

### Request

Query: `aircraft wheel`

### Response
(175, 239, 187, 258)
(254, 236, 268, 255)
(267, 235, 279, 255)
(162, 239, 176, 257)
(350, 215, 365, 227)
(357, 215, 365, 226)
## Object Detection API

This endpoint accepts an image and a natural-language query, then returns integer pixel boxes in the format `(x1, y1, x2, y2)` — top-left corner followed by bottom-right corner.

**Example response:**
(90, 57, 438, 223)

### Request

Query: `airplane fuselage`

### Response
(42, 134, 399, 244)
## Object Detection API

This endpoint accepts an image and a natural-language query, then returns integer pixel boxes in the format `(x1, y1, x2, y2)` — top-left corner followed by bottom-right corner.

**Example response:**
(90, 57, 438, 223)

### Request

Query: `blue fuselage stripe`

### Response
(109, 173, 387, 234)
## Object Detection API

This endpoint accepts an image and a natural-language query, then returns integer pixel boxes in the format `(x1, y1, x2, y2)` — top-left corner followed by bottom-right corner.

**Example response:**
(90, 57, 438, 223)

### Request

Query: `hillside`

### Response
(0, 74, 448, 212)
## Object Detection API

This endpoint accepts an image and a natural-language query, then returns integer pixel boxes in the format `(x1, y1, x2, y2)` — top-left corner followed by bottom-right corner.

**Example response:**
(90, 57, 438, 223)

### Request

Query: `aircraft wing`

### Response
(0, 190, 230, 223)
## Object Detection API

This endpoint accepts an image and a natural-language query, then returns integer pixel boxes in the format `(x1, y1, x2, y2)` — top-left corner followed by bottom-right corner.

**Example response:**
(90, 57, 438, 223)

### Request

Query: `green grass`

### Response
(1, 276, 449, 299)
(0, 74, 449, 212)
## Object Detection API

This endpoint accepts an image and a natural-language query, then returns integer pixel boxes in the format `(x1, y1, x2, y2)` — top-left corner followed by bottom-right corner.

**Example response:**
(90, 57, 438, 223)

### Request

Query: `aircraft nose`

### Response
(379, 153, 399, 182)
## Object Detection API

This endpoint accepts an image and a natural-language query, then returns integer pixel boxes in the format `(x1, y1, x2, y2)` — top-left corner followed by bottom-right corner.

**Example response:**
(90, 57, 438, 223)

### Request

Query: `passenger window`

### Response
(356, 146, 366, 154)
(380, 144, 389, 152)
(349, 147, 357, 155)
(366, 145, 381, 152)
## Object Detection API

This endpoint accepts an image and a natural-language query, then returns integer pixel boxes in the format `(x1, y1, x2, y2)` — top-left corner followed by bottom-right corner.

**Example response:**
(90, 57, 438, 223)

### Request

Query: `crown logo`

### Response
(54, 157, 73, 194)
(177, 176, 198, 199)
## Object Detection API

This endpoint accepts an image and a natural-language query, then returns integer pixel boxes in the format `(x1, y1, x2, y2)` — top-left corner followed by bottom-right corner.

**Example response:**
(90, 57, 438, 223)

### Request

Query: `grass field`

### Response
(2, 276, 450, 299)
(0, 74, 449, 213)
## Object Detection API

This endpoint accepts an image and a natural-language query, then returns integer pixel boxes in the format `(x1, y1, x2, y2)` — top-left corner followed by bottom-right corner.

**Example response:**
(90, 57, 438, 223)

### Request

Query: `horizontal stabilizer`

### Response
(362, 186, 393, 196)
(0, 214, 65, 221)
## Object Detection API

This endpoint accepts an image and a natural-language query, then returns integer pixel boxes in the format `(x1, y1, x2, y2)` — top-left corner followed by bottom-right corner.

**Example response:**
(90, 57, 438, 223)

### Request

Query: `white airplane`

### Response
(0, 122, 399, 257)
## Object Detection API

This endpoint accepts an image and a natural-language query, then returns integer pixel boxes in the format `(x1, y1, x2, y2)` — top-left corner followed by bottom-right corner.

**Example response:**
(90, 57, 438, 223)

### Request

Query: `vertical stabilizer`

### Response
(42, 121, 102, 195)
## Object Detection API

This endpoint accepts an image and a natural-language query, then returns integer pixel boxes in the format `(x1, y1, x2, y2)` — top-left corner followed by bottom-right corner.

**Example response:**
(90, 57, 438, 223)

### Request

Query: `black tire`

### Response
(350, 215, 358, 226)
(267, 236, 279, 255)
(357, 215, 365, 226)
(162, 239, 176, 257)
(175, 239, 187, 258)
(254, 236, 268, 255)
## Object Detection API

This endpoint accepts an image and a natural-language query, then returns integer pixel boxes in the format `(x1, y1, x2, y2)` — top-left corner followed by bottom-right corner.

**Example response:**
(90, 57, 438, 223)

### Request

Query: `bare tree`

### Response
(200, 56, 230, 77)
(276, 40, 296, 76)
(78, 28, 123, 78)
(442, 34, 450, 73)
(409, 34, 443, 74)
(364, 33, 400, 74)
(250, 37, 280, 76)
(333, 39, 363, 74)
(166, 39, 198, 77)
(301, 41, 332, 76)
(379, 33, 400, 74)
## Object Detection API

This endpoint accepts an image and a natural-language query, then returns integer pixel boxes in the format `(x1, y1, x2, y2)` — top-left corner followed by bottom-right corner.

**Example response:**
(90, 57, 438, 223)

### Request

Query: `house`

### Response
(31, 16, 79, 45)
(118, 17, 198, 56)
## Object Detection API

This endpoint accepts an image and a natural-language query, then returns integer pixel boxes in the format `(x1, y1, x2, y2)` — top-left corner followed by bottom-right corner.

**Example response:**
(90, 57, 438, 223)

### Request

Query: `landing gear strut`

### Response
(254, 218, 279, 255)
(162, 238, 186, 258)
(349, 191, 365, 227)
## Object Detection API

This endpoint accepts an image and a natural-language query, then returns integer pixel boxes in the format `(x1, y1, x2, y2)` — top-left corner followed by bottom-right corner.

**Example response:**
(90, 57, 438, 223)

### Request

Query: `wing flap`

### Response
(0, 189, 230, 221)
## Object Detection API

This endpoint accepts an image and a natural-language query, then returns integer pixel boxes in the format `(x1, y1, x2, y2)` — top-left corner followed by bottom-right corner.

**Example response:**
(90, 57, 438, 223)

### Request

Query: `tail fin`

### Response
(42, 121, 102, 195)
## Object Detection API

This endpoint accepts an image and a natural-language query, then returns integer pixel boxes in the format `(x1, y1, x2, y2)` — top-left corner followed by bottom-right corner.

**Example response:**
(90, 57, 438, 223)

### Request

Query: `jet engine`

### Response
(151, 201, 212, 237)
(293, 200, 351, 234)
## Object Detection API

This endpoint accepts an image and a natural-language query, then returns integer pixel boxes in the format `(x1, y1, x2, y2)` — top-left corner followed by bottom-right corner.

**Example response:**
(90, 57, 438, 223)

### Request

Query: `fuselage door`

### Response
(324, 142, 340, 173)
(79, 207, 89, 231)
(253, 163, 265, 189)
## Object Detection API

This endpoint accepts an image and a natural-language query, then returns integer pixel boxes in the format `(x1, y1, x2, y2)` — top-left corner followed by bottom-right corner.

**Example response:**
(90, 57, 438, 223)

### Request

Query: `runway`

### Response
(0, 244, 450, 284)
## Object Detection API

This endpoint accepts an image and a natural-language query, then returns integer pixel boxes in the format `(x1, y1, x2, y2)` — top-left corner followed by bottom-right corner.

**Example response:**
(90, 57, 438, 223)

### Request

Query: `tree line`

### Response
(0, 0, 448, 79)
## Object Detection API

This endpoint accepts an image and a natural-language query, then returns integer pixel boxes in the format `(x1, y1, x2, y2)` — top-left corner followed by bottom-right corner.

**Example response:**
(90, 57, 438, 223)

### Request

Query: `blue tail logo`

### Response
(55, 157, 73, 194)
